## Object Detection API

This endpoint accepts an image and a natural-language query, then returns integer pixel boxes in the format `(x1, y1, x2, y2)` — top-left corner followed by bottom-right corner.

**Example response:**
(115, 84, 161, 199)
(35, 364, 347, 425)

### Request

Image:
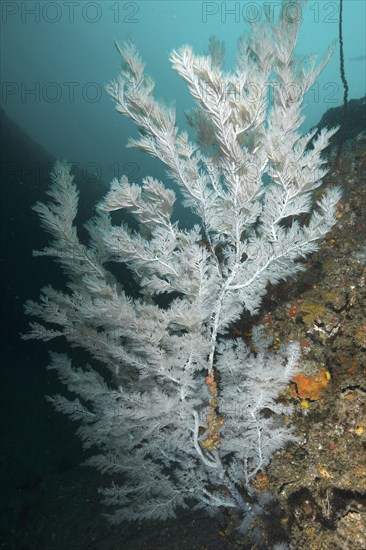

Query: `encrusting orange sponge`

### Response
(291, 368, 331, 400)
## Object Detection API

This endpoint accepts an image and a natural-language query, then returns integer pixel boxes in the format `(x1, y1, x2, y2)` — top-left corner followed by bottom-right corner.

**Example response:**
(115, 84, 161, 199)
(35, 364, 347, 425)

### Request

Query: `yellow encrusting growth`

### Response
(202, 370, 224, 451)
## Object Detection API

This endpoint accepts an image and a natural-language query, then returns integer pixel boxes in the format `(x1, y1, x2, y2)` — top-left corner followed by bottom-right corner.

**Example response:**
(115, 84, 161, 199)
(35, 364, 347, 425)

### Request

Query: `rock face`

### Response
(266, 129, 366, 549)
(311, 94, 366, 146)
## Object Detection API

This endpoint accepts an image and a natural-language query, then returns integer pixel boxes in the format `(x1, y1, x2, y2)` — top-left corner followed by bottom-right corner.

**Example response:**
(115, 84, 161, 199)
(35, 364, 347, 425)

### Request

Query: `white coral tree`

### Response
(24, 0, 340, 538)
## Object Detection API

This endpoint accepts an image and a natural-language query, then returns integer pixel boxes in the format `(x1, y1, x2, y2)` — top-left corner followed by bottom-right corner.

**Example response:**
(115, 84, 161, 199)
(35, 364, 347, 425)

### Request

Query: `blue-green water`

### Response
(1, 0, 365, 186)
